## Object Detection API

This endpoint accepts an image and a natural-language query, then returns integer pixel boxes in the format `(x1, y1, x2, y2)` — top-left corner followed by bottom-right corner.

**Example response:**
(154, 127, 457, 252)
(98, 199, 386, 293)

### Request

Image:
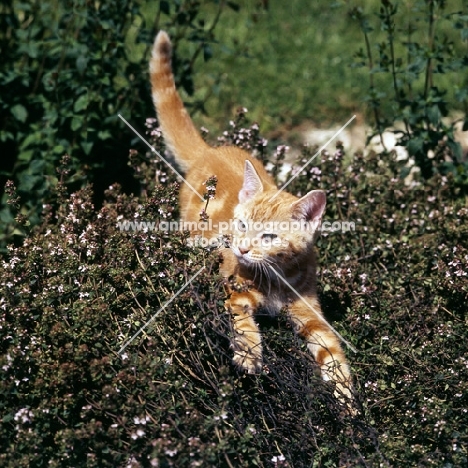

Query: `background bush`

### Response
(2, 0, 467, 249)
(1, 114, 467, 467)
(0, 0, 246, 249)
(350, 0, 468, 186)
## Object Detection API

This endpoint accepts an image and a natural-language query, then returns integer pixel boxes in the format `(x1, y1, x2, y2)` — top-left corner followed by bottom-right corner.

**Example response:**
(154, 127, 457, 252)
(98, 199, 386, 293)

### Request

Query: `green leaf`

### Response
(76, 56, 88, 74)
(400, 166, 411, 179)
(81, 141, 93, 155)
(29, 158, 45, 173)
(20, 133, 39, 150)
(52, 145, 66, 155)
(20, 174, 41, 191)
(11, 104, 28, 123)
(113, 75, 128, 91)
(427, 106, 441, 126)
(407, 137, 423, 156)
(447, 140, 462, 161)
(74, 94, 89, 113)
(203, 44, 213, 61)
(160, 0, 170, 14)
(125, 43, 146, 64)
(2, 413, 13, 423)
(18, 150, 34, 162)
(124, 16, 145, 63)
(71, 117, 83, 131)
(0, 131, 14, 142)
(97, 130, 111, 140)
(27, 42, 39, 58)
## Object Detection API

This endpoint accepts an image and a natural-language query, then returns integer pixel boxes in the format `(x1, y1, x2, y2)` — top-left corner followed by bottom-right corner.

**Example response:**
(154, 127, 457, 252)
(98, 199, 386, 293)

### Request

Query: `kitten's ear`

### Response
(291, 190, 326, 223)
(239, 160, 263, 203)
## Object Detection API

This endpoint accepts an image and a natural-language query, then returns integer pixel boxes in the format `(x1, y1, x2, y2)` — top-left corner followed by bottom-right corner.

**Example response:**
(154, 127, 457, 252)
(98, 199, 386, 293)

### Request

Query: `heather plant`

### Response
(1, 113, 467, 466)
(350, 0, 468, 188)
(215, 106, 270, 163)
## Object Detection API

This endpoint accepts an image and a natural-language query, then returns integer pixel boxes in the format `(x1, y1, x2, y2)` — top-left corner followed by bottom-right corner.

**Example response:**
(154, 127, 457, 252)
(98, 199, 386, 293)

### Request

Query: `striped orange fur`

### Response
(149, 31, 353, 405)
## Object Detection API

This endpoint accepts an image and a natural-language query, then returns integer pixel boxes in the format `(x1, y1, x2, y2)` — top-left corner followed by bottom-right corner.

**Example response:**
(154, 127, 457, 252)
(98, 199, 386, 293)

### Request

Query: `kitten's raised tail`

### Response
(149, 31, 209, 171)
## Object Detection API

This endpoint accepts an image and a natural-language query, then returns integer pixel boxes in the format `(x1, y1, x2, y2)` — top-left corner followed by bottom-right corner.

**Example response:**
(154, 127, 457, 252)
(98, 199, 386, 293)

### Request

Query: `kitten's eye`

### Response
(237, 220, 247, 232)
(261, 233, 277, 240)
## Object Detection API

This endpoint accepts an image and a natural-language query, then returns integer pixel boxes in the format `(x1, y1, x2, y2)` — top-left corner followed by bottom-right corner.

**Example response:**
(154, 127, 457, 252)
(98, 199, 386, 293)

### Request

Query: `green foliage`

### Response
(350, 0, 468, 188)
(292, 141, 468, 466)
(195, 0, 368, 132)
(0, 0, 241, 250)
(1, 114, 467, 466)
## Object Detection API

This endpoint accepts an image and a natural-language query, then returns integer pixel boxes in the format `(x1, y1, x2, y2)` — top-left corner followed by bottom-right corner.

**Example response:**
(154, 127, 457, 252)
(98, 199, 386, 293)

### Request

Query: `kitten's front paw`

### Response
(333, 381, 356, 413)
(322, 365, 356, 414)
(233, 350, 263, 374)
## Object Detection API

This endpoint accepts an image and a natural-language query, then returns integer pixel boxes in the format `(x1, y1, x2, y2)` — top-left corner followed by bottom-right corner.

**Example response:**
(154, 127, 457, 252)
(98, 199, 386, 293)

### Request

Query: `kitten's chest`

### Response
(260, 296, 284, 316)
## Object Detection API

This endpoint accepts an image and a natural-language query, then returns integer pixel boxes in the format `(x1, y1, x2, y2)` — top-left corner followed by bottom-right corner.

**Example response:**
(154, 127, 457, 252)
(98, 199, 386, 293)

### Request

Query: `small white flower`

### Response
(14, 408, 33, 424)
(133, 416, 149, 425)
(130, 428, 145, 439)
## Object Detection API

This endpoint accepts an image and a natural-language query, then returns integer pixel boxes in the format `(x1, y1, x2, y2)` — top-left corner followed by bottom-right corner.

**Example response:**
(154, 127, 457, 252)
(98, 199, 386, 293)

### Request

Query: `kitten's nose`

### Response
(239, 247, 250, 255)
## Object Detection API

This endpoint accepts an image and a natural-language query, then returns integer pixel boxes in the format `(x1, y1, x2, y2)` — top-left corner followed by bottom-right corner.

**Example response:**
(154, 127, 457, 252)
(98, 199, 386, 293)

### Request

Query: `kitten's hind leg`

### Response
(226, 291, 263, 374)
(288, 297, 353, 404)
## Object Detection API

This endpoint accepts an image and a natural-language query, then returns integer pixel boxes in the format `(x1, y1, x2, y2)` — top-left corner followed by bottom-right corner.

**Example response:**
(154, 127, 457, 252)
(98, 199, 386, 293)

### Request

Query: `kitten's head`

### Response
(231, 160, 326, 269)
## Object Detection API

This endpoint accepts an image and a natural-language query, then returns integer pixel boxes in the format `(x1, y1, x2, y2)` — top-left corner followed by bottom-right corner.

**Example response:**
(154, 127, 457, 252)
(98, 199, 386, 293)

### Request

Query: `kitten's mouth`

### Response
(232, 246, 263, 264)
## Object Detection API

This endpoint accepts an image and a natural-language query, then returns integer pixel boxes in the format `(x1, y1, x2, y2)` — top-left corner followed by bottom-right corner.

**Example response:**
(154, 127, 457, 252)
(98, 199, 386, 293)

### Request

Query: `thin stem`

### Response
(386, 7, 399, 100)
(188, 0, 225, 71)
(406, 8, 413, 101)
(363, 27, 387, 151)
(383, 0, 410, 135)
(424, 0, 436, 98)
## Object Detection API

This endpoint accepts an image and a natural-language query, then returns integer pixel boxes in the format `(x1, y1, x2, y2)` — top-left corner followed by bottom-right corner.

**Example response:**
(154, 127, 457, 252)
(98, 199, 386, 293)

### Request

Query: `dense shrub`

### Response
(350, 0, 468, 187)
(1, 113, 467, 466)
(0, 0, 242, 249)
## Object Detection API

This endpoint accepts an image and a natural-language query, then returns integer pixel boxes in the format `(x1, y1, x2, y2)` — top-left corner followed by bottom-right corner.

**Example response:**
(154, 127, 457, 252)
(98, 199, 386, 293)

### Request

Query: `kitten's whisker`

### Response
(258, 262, 266, 289)
(265, 264, 272, 296)
(260, 265, 267, 291)
(257, 263, 266, 292)
(252, 262, 259, 285)
(263, 258, 280, 289)
(293, 256, 300, 270)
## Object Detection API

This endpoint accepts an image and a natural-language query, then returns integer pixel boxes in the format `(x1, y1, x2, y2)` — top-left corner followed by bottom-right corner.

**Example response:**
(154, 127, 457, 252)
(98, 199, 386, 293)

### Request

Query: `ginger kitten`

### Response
(149, 31, 353, 403)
